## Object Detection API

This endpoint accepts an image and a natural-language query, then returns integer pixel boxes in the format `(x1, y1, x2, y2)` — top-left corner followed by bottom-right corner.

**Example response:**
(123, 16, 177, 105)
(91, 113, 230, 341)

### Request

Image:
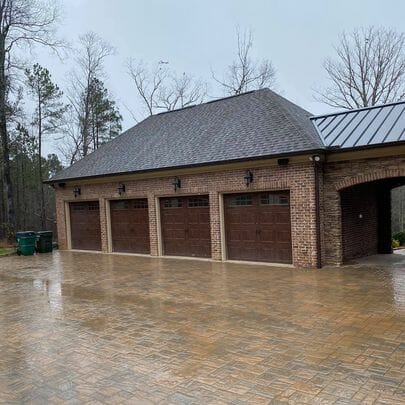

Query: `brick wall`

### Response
(55, 162, 319, 268)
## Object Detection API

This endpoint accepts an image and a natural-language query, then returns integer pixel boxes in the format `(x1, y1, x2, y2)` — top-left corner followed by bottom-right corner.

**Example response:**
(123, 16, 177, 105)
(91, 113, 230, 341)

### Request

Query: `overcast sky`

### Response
(36, 0, 405, 156)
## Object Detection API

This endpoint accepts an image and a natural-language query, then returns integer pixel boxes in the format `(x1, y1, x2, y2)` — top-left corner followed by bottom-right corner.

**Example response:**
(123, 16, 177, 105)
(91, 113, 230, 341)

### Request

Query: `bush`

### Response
(393, 231, 405, 245)
(392, 239, 400, 249)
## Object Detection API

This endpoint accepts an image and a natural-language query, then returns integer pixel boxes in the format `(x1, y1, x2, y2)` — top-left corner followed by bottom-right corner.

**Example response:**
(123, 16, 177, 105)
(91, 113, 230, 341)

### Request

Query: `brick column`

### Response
(55, 190, 68, 250)
(99, 198, 109, 252)
(148, 193, 159, 256)
(209, 191, 222, 260)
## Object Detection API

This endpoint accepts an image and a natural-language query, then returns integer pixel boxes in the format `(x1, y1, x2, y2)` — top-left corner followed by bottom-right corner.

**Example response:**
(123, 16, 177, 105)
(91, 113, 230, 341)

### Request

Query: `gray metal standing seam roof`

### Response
(311, 101, 405, 148)
(49, 88, 324, 182)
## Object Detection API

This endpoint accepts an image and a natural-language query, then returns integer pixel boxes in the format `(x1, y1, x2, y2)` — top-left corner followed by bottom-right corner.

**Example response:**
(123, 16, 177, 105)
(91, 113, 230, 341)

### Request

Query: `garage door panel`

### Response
(227, 227, 255, 243)
(110, 199, 150, 254)
(227, 209, 255, 224)
(260, 229, 276, 242)
(189, 228, 210, 240)
(277, 230, 291, 242)
(259, 212, 278, 223)
(241, 229, 257, 241)
(164, 229, 186, 239)
(228, 243, 257, 261)
(224, 192, 292, 263)
(160, 196, 211, 258)
(274, 212, 291, 224)
(187, 210, 209, 224)
(70, 201, 101, 251)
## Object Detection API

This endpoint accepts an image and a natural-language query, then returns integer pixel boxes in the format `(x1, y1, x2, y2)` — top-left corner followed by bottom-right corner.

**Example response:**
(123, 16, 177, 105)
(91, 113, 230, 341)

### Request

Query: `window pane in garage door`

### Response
(224, 192, 292, 263)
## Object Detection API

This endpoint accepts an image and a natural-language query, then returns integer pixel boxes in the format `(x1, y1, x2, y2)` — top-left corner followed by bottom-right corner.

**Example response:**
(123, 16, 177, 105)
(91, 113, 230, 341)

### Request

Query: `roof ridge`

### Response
(311, 99, 405, 120)
(154, 89, 259, 116)
(263, 91, 323, 147)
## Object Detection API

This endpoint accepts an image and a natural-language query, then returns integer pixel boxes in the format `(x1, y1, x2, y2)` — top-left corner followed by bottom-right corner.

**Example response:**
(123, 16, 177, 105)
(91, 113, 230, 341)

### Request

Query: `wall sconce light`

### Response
(244, 170, 253, 187)
(73, 186, 81, 198)
(118, 183, 126, 195)
(172, 176, 181, 192)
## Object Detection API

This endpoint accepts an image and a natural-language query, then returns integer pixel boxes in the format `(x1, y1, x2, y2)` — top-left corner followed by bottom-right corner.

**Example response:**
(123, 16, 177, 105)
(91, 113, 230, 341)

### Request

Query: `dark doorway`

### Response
(340, 177, 405, 261)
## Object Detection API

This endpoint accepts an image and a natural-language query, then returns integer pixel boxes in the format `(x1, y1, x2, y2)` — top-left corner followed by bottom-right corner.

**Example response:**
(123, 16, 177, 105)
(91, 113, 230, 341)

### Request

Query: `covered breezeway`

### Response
(340, 177, 405, 262)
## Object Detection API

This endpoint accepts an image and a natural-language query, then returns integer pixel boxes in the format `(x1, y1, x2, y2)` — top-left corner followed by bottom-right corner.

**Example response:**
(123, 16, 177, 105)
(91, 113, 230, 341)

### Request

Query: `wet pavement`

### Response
(0, 251, 404, 404)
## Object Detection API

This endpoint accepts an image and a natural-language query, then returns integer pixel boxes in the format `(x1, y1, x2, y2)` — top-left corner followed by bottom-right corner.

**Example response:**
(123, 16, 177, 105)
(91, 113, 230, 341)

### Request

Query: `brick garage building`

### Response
(48, 89, 405, 268)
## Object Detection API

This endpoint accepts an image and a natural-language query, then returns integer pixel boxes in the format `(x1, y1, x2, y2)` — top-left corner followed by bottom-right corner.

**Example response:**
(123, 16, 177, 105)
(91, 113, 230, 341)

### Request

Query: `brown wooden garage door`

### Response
(69, 201, 101, 251)
(110, 199, 150, 254)
(160, 196, 211, 258)
(224, 191, 292, 263)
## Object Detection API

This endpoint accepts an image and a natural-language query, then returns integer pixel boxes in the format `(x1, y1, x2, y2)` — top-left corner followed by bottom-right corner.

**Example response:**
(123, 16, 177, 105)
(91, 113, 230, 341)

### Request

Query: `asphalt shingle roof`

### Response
(50, 89, 323, 182)
(311, 101, 405, 148)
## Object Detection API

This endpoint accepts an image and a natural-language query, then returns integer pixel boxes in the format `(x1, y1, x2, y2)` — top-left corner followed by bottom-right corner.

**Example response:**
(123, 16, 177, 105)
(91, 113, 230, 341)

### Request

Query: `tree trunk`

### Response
(82, 73, 92, 157)
(0, 36, 15, 237)
(38, 99, 46, 230)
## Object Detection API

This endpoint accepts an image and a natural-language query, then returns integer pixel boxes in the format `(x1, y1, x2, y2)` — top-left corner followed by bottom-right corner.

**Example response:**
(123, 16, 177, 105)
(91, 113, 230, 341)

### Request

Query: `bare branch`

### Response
(66, 32, 116, 158)
(126, 60, 207, 117)
(156, 72, 207, 111)
(315, 26, 405, 109)
(126, 59, 167, 116)
(213, 28, 276, 95)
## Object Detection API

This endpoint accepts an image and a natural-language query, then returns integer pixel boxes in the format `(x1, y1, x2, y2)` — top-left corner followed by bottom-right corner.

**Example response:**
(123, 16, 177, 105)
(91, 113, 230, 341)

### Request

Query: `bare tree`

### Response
(156, 73, 207, 111)
(315, 27, 405, 109)
(126, 59, 207, 117)
(58, 106, 82, 166)
(68, 32, 114, 157)
(213, 28, 276, 95)
(0, 0, 62, 234)
(127, 59, 168, 116)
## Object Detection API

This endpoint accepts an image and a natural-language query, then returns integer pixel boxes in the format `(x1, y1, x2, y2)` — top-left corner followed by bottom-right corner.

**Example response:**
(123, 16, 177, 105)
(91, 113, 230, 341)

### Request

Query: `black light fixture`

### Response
(277, 158, 289, 166)
(172, 176, 181, 192)
(244, 170, 253, 187)
(118, 183, 126, 195)
(73, 186, 81, 198)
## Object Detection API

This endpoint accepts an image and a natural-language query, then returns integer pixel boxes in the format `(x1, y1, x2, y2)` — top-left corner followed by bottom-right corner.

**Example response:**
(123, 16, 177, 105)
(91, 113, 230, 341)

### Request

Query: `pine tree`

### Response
(88, 78, 122, 150)
(25, 64, 68, 230)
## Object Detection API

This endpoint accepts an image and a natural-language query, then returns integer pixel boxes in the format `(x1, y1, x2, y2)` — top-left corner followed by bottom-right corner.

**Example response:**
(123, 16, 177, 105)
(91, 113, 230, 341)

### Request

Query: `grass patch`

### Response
(0, 247, 15, 256)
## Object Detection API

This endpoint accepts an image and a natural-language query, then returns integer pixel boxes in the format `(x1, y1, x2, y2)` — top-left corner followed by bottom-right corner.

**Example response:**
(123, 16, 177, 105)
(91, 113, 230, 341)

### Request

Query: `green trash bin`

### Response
(36, 231, 53, 253)
(16, 231, 37, 256)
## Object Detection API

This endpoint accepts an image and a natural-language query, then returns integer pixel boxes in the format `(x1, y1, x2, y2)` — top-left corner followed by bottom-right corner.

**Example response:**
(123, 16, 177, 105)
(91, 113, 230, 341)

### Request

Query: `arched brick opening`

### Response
(335, 168, 405, 191)
(339, 176, 405, 262)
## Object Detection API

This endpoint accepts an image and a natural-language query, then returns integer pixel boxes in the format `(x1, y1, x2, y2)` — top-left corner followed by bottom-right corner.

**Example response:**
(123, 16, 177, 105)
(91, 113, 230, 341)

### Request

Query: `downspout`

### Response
(313, 159, 322, 268)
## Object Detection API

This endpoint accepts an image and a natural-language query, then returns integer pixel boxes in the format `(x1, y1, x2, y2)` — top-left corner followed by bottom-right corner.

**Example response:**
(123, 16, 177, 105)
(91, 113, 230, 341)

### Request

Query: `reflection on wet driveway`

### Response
(0, 251, 405, 404)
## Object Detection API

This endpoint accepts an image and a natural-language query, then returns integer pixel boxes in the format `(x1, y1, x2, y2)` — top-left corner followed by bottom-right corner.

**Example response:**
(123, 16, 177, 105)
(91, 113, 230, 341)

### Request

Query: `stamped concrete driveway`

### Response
(0, 251, 404, 404)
